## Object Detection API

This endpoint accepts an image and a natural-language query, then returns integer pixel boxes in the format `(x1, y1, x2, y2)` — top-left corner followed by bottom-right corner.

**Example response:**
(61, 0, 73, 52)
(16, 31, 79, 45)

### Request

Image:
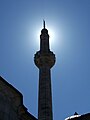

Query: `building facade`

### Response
(65, 113, 90, 120)
(0, 76, 37, 120)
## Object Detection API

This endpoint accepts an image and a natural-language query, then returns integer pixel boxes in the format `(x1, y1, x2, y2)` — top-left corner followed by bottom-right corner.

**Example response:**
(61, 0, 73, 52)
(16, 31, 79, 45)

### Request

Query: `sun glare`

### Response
(47, 26, 55, 47)
(35, 25, 56, 49)
(32, 21, 61, 52)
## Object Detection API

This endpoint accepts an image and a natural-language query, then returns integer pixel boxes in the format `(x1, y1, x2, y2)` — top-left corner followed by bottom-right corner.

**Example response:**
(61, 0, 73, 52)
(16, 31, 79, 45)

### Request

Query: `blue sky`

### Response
(0, 0, 90, 119)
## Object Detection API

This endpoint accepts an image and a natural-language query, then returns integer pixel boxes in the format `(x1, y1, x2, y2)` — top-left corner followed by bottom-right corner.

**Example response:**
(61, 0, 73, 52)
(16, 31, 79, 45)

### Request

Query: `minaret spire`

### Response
(43, 20, 45, 29)
(34, 21, 55, 120)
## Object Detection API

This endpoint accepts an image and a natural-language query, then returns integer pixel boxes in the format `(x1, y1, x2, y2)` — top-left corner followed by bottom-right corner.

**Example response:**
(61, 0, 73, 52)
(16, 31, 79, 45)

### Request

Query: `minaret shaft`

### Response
(38, 67, 53, 120)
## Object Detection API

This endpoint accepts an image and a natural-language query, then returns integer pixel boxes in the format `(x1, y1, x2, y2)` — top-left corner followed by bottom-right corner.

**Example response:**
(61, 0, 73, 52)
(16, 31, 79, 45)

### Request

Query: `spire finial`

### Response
(43, 20, 45, 29)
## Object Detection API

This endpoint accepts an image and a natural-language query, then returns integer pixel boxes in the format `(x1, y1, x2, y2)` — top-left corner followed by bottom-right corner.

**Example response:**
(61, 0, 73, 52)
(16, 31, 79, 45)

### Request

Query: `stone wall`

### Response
(0, 76, 37, 120)
(0, 92, 19, 120)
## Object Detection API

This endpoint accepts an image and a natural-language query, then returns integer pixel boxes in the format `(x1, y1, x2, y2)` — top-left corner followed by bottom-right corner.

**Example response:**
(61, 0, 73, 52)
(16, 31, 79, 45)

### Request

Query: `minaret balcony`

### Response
(34, 51, 56, 68)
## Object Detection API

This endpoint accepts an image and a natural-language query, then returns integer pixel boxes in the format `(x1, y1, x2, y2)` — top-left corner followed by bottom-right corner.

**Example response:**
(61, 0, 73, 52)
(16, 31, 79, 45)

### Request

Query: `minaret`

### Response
(34, 21, 56, 120)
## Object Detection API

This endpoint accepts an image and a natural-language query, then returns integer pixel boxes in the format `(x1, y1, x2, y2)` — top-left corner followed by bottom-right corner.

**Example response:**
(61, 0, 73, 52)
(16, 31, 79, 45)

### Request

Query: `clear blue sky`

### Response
(0, 0, 90, 119)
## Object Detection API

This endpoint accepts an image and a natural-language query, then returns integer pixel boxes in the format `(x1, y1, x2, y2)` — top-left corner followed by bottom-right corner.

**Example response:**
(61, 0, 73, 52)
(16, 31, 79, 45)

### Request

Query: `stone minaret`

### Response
(34, 21, 55, 120)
